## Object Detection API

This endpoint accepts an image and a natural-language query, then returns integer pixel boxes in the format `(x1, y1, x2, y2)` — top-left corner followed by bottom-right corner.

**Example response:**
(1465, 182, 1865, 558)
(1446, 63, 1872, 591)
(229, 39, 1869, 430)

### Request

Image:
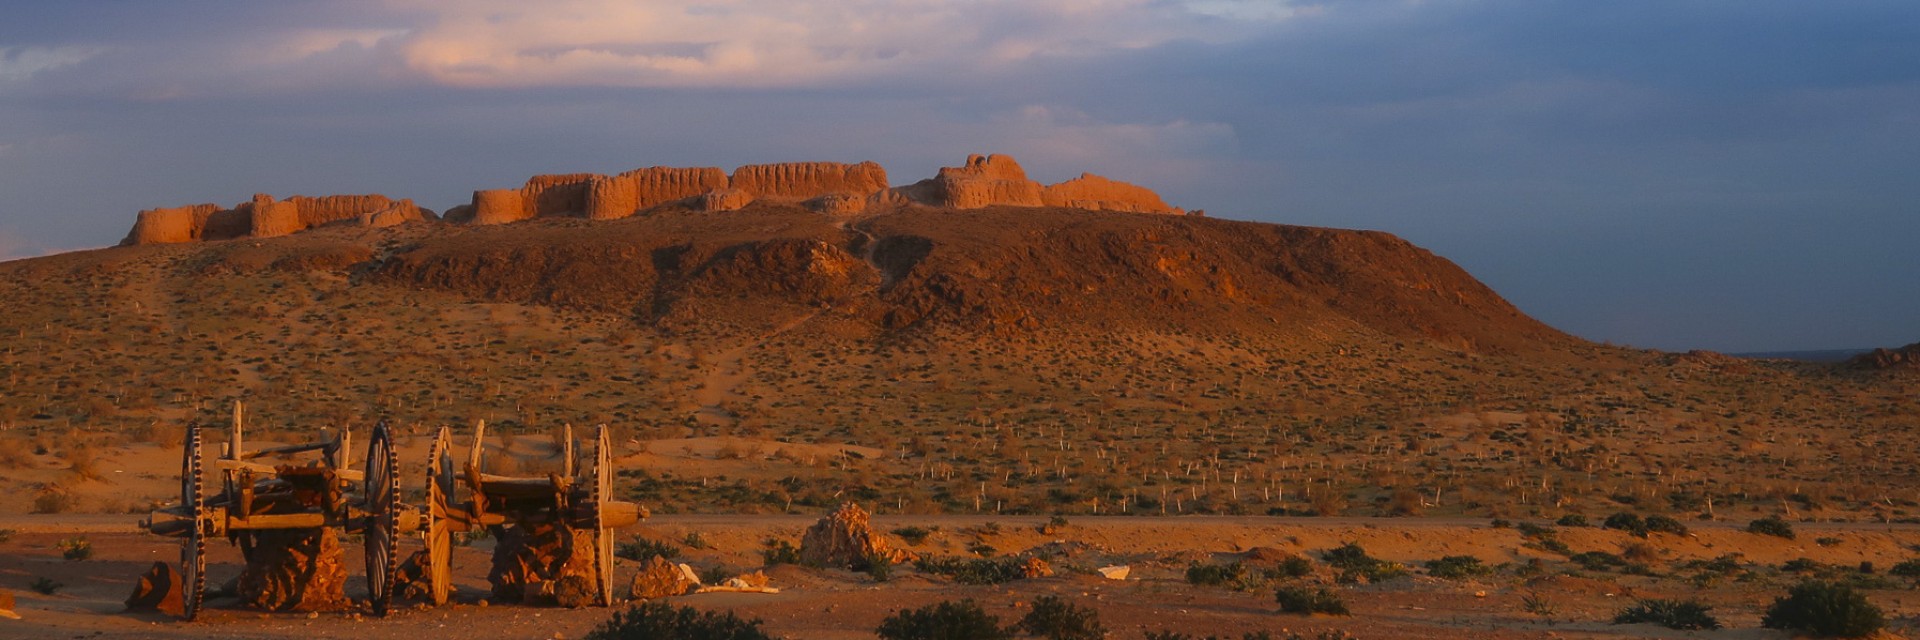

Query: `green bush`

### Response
(913, 556, 1026, 585)
(1555, 514, 1589, 527)
(30, 576, 61, 595)
(1889, 559, 1920, 577)
(1643, 515, 1689, 536)
(1515, 522, 1554, 538)
(1612, 599, 1721, 630)
(1762, 581, 1884, 638)
(1274, 555, 1314, 578)
(876, 599, 1010, 640)
(1275, 585, 1349, 615)
(864, 551, 894, 582)
(892, 526, 932, 546)
(1602, 512, 1645, 536)
(761, 539, 803, 565)
(1424, 555, 1492, 579)
(1322, 543, 1406, 583)
(615, 536, 681, 561)
(1186, 562, 1249, 587)
(1570, 551, 1625, 572)
(1015, 595, 1105, 640)
(584, 601, 772, 640)
(58, 536, 92, 561)
(1747, 516, 1796, 539)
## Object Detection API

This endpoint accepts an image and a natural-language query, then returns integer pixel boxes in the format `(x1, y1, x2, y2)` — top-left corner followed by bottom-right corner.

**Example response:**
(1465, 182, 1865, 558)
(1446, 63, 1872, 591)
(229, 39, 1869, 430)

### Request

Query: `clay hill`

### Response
(120, 154, 1184, 245)
(2, 153, 1916, 523)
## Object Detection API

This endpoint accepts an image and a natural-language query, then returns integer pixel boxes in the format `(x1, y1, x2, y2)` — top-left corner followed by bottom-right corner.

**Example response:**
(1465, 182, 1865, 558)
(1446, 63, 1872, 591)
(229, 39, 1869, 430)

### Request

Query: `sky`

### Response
(1, 0, 1915, 353)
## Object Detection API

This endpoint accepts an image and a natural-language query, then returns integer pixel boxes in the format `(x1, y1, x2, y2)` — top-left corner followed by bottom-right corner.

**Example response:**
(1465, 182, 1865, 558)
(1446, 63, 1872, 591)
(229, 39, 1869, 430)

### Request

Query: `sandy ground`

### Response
(3, 514, 1919, 639)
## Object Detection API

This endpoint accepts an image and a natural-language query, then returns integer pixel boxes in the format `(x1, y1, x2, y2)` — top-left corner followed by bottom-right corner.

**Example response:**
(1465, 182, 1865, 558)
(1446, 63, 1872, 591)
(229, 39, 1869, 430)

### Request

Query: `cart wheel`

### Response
(425, 426, 456, 606)
(364, 422, 400, 616)
(591, 424, 615, 606)
(180, 425, 207, 621)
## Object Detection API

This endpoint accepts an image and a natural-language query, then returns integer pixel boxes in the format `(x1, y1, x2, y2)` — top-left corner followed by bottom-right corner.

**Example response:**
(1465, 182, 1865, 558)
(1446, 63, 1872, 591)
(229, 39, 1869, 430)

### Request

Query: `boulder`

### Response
(799, 502, 909, 569)
(236, 527, 350, 612)
(1020, 556, 1055, 579)
(0, 588, 16, 619)
(488, 521, 598, 605)
(807, 192, 868, 217)
(628, 555, 698, 600)
(125, 561, 186, 616)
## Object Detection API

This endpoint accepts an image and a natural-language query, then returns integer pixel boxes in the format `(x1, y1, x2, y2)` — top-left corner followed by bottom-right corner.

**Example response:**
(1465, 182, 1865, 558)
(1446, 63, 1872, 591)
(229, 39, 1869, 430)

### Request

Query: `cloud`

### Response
(0, 45, 100, 84)
(382, 0, 1295, 88)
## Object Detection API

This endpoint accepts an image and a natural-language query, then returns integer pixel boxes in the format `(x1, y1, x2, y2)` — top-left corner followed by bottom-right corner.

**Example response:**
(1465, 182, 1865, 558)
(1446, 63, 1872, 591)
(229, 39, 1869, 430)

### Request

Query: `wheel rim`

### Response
(180, 426, 206, 621)
(364, 422, 400, 616)
(426, 426, 455, 606)
(592, 425, 614, 606)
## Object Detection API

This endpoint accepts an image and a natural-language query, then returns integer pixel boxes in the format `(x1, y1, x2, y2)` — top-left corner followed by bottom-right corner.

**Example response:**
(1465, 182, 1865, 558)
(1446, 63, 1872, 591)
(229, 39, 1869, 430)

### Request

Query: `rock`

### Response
(125, 561, 186, 616)
(628, 555, 697, 600)
(724, 571, 770, 589)
(359, 199, 430, 228)
(1852, 342, 1920, 372)
(799, 502, 909, 569)
(730, 161, 888, 201)
(236, 526, 350, 612)
(697, 188, 754, 212)
(902, 154, 1045, 209)
(552, 574, 596, 608)
(1020, 557, 1054, 579)
(393, 549, 432, 599)
(0, 587, 18, 619)
(1097, 565, 1130, 580)
(489, 522, 598, 605)
(1041, 173, 1176, 214)
(806, 193, 868, 216)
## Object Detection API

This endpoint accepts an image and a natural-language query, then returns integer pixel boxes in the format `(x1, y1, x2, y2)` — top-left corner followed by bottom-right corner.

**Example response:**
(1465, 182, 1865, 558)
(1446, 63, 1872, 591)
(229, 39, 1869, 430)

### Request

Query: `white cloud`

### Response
(381, 0, 1295, 88)
(0, 46, 102, 83)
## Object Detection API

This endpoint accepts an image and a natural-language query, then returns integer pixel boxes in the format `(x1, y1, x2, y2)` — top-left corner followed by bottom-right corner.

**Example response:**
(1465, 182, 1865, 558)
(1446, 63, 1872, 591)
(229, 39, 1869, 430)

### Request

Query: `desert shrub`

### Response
(966, 541, 998, 557)
(864, 551, 893, 582)
(1643, 515, 1689, 536)
(892, 526, 932, 546)
(0, 528, 14, 544)
(1762, 581, 1883, 638)
(32, 487, 74, 514)
(1147, 632, 1355, 640)
(1016, 595, 1105, 640)
(1424, 555, 1492, 579)
(1274, 555, 1314, 578)
(1570, 551, 1625, 572)
(1613, 598, 1721, 630)
(1489, 518, 1512, 529)
(1602, 512, 1645, 536)
(1889, 559, 1920, 578)
(1746, 516, 1795, 539)
(1817, 537, 1844, 547)
(761, 539, 802, 565)
(913, 556, 1025, 585)
(30, 577, 61, 595)
(59, 536, 92, 561)
(1323, 543, 1406, 583)
(1782, 558, 1825, 573)
(1555, 514, 1589, 527)
(698, 565, 732, 586)
(876, 599, 1009, 640)
(1187, 561, 1249, 587)
(1515, 522, 1554, 538)
(616, 536, 681, 561)
(682, 531, 711, 550)
(1275, 585, 1349, 615)
(584, 601, 771, 640)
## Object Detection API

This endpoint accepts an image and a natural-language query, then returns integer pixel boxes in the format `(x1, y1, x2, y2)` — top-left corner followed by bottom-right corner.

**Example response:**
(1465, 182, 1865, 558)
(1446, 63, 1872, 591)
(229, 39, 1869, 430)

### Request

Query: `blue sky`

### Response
(1, 0, 1914, 352)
